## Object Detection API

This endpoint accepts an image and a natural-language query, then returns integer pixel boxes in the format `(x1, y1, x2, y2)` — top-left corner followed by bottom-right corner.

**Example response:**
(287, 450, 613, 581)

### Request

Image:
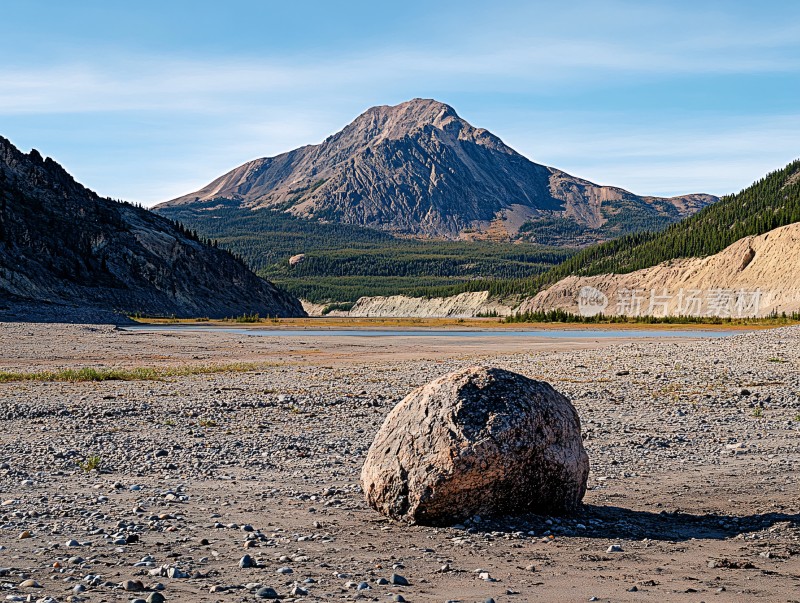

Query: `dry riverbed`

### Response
(0, 323, 799, 602)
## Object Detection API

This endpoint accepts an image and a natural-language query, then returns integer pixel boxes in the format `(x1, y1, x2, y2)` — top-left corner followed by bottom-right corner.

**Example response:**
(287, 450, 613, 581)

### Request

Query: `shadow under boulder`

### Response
(361, 365, 589, 525)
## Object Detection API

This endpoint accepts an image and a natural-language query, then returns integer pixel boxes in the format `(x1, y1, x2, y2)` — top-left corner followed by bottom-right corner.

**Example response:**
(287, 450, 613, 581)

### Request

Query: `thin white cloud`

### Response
(501, 114, 800, 197)
(2, 22, 799, 117)
(3, 1, 799, 204)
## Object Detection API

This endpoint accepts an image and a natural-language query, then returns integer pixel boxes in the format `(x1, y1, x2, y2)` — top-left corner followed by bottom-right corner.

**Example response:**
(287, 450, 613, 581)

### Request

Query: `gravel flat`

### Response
(1, 323, 798, 602)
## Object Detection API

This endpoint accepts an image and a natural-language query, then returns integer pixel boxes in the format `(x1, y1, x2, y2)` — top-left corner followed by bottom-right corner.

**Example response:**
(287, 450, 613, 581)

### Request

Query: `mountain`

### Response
(158, 99, 715, 243)
(518, 222, 800, 318)
(0, 136, 305, 321)
(531, 158, 800, 289)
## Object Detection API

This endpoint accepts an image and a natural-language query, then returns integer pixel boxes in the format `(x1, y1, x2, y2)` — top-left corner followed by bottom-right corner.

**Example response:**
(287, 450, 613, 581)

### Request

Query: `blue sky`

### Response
(2, 0, 799, 205)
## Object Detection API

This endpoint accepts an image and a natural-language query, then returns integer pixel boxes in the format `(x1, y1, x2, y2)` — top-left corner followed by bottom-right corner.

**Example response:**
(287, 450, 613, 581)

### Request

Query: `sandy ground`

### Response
(0, 323, 799, 603)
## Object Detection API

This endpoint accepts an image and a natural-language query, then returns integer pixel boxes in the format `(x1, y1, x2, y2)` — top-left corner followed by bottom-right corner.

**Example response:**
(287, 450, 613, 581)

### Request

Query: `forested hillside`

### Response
(156, 200, 574, 302)
(534, 159, 800, 287)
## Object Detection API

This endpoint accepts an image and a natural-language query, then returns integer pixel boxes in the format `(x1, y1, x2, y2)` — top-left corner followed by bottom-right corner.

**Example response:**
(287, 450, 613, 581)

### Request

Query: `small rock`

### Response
(239, 555, 255, 569)
(256, 586, 279, 599)
(607, 544, 624, 553)
(122, 579, 144, 592)
(390, 573, 409, 586)
(167, 567, 188, 579)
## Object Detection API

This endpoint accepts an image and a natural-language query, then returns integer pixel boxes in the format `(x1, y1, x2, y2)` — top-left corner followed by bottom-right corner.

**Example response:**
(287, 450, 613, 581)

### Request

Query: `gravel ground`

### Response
(0, 324, 799, 602)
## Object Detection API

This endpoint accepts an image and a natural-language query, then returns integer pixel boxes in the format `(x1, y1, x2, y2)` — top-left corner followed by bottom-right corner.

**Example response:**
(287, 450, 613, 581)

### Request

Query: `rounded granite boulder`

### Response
(361, 366, 589, 525)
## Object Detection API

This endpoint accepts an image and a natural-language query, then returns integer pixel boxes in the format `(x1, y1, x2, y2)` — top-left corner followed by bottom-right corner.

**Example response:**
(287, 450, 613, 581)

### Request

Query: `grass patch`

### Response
(234, 313, 261, 323)
(0, 362, 276, 384)
(78, 455, 102, 472)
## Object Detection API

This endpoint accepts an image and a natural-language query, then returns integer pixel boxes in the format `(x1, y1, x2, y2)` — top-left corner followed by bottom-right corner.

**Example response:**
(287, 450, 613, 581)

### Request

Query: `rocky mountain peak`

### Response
(337, 99, 505, 150)
(158, 100, 716, 240)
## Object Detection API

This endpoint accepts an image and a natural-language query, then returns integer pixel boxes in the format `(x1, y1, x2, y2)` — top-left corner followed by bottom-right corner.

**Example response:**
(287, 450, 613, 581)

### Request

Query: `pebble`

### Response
(256, 586, 280, 599)
(122, 579, 144, 591)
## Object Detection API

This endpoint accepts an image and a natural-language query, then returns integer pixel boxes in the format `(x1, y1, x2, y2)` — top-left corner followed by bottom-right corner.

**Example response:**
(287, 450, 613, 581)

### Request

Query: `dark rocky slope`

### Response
(0, 136, 305, 321)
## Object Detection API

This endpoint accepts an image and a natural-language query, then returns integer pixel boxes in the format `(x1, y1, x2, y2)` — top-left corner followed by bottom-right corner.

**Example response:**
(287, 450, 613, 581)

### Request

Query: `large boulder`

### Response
(361, 366, 589, 525)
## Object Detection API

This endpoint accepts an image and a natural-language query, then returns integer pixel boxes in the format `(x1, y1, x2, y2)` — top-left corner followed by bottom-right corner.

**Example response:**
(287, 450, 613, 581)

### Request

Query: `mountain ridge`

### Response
(530, 158, 800, 288)
(0, 136, 306, 320)
(519, 221, 800, 318)
(158, 99, 716, 242)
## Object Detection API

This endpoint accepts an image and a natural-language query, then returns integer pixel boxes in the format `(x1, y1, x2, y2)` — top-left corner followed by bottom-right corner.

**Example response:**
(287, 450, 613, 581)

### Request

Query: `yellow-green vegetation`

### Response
(131, 313, 792, 331)
(0, 362, 276, 384)
(234, 313, 261, 323)
(132, 315, 508, 328)
(78, 455, 102, 472)
(197, 418, 218, 427)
